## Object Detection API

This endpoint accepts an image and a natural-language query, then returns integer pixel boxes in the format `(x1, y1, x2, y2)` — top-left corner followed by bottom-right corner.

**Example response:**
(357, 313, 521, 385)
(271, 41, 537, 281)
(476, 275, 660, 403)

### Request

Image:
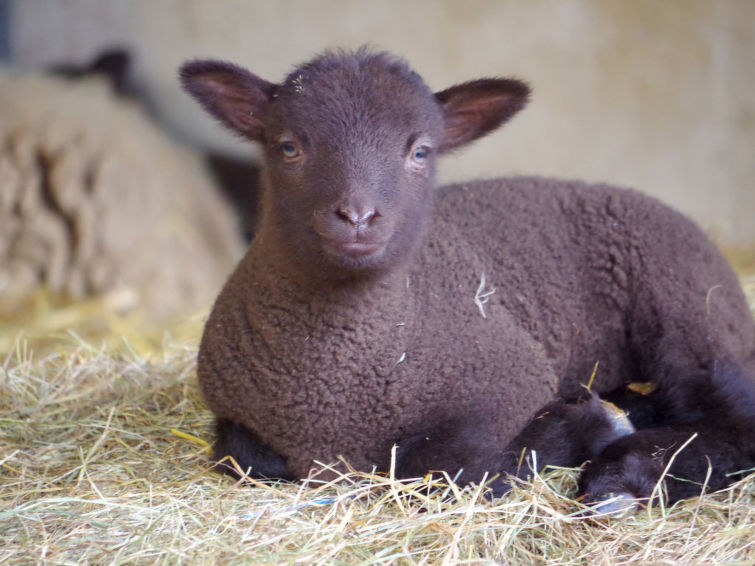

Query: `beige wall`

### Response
(9, 0, 755, 246)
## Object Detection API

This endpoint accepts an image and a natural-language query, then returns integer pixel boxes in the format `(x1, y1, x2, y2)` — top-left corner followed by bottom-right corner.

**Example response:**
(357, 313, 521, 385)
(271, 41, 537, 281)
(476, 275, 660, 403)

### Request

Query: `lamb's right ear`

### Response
(435, 78, 530, 153)
(180, 60, 275, 142)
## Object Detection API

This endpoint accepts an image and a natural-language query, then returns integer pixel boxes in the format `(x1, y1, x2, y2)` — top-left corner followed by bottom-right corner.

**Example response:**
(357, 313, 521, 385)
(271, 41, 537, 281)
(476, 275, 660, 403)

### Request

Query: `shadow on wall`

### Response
(0, 1, 9, 60)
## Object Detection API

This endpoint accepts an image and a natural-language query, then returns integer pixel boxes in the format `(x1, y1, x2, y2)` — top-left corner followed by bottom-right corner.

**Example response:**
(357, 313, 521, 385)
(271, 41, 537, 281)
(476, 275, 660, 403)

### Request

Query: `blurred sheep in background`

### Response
(0, 55, 245, 320)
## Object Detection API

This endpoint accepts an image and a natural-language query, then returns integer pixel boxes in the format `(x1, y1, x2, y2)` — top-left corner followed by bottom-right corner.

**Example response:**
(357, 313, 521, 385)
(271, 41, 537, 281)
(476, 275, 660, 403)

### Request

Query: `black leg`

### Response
(395, 396, 635, 499)
(496, 396, 636, 494)
(580, 360, 755, 506)
(579, 427, 749, 505)
(394, 415, 504, 491)
(213, 419, 294, 481)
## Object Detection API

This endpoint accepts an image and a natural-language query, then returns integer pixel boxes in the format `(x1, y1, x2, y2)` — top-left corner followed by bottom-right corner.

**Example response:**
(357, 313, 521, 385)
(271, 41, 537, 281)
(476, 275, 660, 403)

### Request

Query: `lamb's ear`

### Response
(435, 78, 530, 153)
(180, 60, 275, 142)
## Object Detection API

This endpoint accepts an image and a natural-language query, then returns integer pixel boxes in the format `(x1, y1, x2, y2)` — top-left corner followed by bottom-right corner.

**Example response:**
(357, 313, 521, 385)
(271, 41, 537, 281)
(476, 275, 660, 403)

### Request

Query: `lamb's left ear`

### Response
(180, 60, 276, 143)
(435, 78, 530, 153)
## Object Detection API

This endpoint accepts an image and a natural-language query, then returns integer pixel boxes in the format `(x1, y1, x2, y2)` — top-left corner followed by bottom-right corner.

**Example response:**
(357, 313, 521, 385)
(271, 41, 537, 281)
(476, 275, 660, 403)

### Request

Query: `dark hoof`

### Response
(586, 491, 639, 517)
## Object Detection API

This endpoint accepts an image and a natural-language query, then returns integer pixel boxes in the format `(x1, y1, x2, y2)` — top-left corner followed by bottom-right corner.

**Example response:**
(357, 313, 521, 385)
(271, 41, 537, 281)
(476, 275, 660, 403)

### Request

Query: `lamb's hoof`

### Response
(598, 398, 635, 438)
(587, 491, 638, 517)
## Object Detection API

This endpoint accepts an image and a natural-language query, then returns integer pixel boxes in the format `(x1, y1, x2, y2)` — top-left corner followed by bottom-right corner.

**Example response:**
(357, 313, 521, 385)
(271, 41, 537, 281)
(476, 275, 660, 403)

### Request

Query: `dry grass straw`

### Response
(1, 269, 754, 564)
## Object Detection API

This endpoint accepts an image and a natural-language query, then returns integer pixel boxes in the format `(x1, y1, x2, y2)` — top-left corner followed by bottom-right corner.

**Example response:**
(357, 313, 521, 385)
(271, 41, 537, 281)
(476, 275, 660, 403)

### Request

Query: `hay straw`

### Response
(1, 270, 754, 565)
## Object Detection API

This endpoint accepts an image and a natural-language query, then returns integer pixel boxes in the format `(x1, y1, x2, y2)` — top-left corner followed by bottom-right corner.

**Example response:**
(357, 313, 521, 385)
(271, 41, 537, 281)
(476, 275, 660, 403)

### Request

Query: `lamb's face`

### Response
(260, 55, 444, 277)
(180, 49, 530, 281)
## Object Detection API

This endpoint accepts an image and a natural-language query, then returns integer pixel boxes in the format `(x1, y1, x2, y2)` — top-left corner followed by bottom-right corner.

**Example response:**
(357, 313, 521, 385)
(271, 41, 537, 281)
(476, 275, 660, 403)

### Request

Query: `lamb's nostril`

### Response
(338, 206, 376, 226)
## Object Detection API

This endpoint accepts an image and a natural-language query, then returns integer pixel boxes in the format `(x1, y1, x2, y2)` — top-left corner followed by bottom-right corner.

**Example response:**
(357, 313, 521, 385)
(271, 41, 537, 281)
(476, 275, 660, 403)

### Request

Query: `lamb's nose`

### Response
(338, 206, 376, 226)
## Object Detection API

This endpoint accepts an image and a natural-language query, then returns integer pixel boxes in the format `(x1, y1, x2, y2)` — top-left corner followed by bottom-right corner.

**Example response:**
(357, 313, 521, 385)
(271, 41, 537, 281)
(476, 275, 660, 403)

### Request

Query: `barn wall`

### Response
(8, 0, 755, 246)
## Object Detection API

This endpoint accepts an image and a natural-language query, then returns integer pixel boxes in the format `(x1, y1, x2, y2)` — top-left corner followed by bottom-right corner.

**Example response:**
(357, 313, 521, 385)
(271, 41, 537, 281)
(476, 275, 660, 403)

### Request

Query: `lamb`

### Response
(180, 48, 755, 507)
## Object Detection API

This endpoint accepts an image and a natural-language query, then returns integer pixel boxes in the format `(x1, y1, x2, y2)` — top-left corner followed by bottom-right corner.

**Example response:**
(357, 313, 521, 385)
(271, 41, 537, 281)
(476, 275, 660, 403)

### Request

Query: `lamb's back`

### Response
(420, 176, 754, 398)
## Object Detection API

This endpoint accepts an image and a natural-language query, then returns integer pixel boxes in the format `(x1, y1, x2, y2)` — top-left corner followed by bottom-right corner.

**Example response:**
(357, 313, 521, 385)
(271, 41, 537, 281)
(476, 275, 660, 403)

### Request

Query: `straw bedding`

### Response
(1, 274, 753, 565)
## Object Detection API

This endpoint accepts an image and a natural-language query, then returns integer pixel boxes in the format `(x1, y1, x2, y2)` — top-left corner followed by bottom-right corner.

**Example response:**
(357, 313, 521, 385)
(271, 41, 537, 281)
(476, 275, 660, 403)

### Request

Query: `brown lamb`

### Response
(181, 48, 755, 509)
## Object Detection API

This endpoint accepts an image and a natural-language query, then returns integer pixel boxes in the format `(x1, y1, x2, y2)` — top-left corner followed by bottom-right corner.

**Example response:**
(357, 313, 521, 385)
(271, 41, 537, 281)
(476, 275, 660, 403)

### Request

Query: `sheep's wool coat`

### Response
(199, 176, 754, 478)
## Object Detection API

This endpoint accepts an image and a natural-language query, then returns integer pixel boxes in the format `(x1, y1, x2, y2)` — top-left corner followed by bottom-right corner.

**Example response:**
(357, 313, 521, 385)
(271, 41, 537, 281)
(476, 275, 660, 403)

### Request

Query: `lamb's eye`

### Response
(413, 146, 429, 162)
(411, 145, 430, 165)
(280, 142, 301, 158)
(405, 135, 432, 170)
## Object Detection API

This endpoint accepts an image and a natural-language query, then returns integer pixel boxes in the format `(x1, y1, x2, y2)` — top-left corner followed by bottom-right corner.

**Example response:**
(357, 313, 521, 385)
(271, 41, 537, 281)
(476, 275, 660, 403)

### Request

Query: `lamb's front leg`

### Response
(579, 361, 755, 507)
(393, 397, 633, 498)
(496, 396, 636, 497)
(212, 419, 295, 481)
(577, 427, 749, 507)
(393, 415, 506, 490)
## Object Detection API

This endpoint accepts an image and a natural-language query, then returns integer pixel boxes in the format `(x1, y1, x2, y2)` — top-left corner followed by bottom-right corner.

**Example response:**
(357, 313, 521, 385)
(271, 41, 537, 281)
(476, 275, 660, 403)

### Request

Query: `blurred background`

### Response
(4, 0, 754, 243)
(0, 0, 753, 346)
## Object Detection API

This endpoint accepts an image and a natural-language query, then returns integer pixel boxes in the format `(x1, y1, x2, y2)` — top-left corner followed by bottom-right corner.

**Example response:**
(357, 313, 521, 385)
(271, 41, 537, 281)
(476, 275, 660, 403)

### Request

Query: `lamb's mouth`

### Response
(322, 238, 385, 259)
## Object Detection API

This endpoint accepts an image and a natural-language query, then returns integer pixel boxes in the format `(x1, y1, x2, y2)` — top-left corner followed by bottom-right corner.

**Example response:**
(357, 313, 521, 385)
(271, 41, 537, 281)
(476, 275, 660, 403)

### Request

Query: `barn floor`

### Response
(1, 273, 753, 565)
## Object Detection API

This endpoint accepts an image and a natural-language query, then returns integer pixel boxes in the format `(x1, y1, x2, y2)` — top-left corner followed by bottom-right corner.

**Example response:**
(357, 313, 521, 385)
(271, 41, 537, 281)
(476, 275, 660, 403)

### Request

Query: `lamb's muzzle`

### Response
(337, 206, 377, 227)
